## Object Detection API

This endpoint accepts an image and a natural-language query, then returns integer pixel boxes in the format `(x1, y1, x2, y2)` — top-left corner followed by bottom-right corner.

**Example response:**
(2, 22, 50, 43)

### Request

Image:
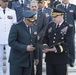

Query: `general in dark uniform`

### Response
(57, 0, 76, 67)
(8, 10, 39, 75)
(42, 8, 74, 75)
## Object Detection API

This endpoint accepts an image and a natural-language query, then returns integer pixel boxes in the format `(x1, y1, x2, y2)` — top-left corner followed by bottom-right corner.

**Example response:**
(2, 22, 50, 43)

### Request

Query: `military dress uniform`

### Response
(0, 6, 17, 75)
(43, 21, 74, 75)
(12, 1, 24, 22)
(8, 10, 39, 75)
(57, 3, 76, 66)
(41, 8, 53, 23)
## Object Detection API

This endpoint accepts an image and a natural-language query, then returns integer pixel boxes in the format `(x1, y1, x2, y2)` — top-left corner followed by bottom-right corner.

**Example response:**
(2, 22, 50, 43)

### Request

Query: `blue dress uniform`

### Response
(12, 1, 23, 22)
(57, 3, 76, 66)
(8, 10, 39, 75)
(41, 8, 53, 23)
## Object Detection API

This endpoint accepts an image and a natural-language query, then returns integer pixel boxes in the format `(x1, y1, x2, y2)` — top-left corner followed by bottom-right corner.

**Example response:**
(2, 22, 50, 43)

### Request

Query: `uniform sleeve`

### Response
(43, 25, 49, 44)
(8, 25, 27, 53)
(55, 25, 74, 53)
(37, 14, 48, 38)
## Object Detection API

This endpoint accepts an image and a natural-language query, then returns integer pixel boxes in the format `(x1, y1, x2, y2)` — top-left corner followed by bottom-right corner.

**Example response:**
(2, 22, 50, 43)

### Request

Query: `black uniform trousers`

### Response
(46, 63, 67, 75)
(10, 64, 31, 75)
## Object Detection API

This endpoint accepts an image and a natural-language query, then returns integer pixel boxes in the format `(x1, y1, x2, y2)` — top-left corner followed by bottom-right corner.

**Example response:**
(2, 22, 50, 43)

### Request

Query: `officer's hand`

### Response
(42, 48, 50, 53)
(49, 46, 57, 52)
(26, 45, 35, 51)
(42, 46, 57, 53)
(37, 36, 40, 40)
(34, 59, 39, 65)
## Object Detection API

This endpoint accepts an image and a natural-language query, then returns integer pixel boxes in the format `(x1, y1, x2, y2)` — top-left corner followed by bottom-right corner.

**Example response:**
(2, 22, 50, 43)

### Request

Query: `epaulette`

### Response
(69, 24, 73, 27)
(12, 2, 15, 4)
(13, 22, 19, 25)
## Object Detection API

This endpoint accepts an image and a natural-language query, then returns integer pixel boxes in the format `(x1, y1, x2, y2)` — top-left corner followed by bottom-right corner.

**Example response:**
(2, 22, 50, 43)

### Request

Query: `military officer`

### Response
(0, 0, 17, 75)
(42, 8, 74, 75)
(38, 0, 52, 23)
(57, 0, 76, 67)
(8, 10, 39, 75)
(12, 0, 24, 22)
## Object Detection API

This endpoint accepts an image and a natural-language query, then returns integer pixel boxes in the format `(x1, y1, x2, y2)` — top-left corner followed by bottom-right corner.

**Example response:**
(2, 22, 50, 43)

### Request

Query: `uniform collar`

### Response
(57, 20, 64, 27)
(62, 3, 69, 8)
(0, 7, 9, 11)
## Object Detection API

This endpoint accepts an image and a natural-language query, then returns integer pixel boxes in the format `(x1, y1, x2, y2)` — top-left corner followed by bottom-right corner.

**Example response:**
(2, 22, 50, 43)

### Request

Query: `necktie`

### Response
(21, 0, 23, 7)
(56, 24, 59, 29)
(64, 5, 67, 11)
(3, 9, 5, 14)
(27, 26, 29, 31)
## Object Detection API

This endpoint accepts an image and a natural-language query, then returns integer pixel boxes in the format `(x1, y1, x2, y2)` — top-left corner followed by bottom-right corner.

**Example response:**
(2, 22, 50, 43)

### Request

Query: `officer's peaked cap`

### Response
(51, 8, 65, 17)
(22, 10, 37, 22)
(37, 0, 44, 3)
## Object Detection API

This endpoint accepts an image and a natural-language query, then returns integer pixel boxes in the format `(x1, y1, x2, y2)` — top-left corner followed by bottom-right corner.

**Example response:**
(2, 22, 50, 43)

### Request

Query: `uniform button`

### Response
(53, 41, 55, 43)
(65, 21, 67, 22)
(54, 37, 56, 39)
(65, 13, 67, 14)
(54, 33, 56, 35)
(61, 37, 64, 39)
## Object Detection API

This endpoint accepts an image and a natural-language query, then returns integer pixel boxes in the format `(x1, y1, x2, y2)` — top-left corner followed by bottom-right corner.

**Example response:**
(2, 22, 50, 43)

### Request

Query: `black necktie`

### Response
(56, 24, 59, 29)
(3, 9, 5, 14)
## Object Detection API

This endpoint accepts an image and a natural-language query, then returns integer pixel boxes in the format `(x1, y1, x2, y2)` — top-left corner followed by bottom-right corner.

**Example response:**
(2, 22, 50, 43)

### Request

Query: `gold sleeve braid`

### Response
(59, 45, 63, 52)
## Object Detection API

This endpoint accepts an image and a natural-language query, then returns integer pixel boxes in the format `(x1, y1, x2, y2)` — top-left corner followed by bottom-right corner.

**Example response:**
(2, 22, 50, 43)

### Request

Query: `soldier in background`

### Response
(50, 0, 55, 8)
(42, 8, 73, 75)
(38, 0, 52, 23)
(30, 0, 48, 75)
(57, 0, 76, 67)
(0, 0, 17, 75)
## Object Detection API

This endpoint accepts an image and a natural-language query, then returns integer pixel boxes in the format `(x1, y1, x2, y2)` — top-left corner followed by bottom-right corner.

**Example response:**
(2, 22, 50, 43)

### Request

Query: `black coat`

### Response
(43, 21, 74, 64)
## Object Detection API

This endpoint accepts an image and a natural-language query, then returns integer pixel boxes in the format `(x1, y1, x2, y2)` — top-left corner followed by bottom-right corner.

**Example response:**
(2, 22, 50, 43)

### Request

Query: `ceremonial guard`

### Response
(57, 0, 76, 67)
(0, 0, 17, 75)
(8, 10, 39, 75)
(42, 8, 74, 75)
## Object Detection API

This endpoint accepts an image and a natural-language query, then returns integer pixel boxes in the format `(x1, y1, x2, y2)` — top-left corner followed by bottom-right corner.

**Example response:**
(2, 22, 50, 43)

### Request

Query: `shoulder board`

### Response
(13, 22, 19, 25)
(70, 3, 76, 6)
(69, 24, 73, 27)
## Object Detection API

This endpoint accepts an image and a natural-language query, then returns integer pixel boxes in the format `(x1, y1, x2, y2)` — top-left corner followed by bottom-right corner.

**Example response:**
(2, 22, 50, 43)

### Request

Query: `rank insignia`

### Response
(7, 16, 13, 19)
(34, 31, 37, 35)
(48, 27, 52, 33)
(61, 26, 68, 34)
(69, 10, 74, 12)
